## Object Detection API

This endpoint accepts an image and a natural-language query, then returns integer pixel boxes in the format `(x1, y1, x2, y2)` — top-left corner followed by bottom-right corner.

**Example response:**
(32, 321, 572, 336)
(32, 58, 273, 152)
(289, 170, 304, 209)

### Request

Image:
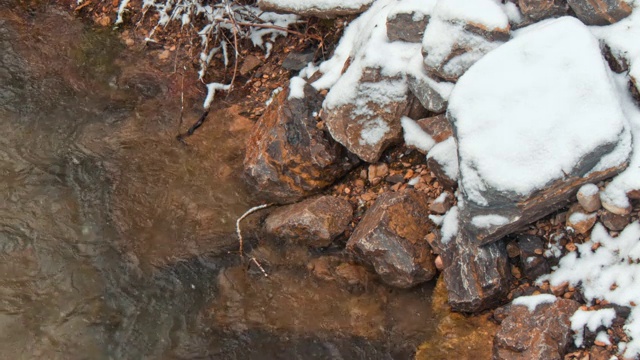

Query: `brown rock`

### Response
(244, 83, 358, 203)
(429, 191, 453, 214)
(600, 210, 630, 231)
(240, 55, 261, 75)
(518, 0, 569, 21)
(334, 263, 372, 287)
(577, 183, 601, 212)
(323, 69, 416, 163)
(264, 196, 353, 248)
(417, 114, 453, 143)
(493, 298, 580, 360)
(387, 11, 430, 43)
(434, 255, 443, 271)
(601, 194, 632, 215)
(566, 204, 597, 234)
(257, 0, 373, 18)
(566, 0, 632, 25)
(368, 163, 389, 183)
(347, 190, 436, 288)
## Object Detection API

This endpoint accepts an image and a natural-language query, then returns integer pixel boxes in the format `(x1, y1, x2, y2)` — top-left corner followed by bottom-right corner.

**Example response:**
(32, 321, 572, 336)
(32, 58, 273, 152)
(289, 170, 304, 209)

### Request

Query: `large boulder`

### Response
(493, 296, 580, 360)
(347, 190, 436, 288)
(257, 0, 374, 18)
(244, 83, 357, 203)
(422, 0, 510, 82)
(448, 17, 631, 246)
(264, 196, 353, 248)
(566, 0, 632, 25)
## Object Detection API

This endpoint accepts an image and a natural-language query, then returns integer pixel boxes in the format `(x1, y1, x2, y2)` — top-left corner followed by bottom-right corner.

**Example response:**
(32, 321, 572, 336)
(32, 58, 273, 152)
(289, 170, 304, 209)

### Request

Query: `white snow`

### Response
(578, 183, 600, 197)
(512, 293, 557, 312)
(431, 0, 509, 30)
(427, 137, 459, 182)
(539, 222, 640, 357)
(429, 214, 444, 226)
(408, 176, 421, 186)
(571, 308, 616, 347)
(288, 76, 306, 100)
(387, 0, 436, 20)
(433, 191, 449, 204)
(449, 17, 631, 206)
(359, 118, 390, 146)
(471, 214, 510, 229)
(258, 0, 374, 12)
(440, 206, 458, 244)
(203, 82, 231, 109)
(596, 331, 612, 346)
(401, 117, 436, 153)
(568, 211, 597, 224)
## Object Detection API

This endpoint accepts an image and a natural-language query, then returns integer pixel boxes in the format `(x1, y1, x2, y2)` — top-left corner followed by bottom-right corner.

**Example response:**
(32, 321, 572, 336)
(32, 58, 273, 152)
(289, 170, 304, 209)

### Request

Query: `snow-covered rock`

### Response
(449, 16, 631, 245)
(426, 137, 458, 191)
(386, 0, 437, 43)
(517, 0, 569, 22)
(421, 0, 510, 82)
(258, 0, 374, 18)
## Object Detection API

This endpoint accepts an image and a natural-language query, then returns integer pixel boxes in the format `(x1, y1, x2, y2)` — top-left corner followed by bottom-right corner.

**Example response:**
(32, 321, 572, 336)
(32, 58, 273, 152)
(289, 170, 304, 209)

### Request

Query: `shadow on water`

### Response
(0, 5, 494, 360)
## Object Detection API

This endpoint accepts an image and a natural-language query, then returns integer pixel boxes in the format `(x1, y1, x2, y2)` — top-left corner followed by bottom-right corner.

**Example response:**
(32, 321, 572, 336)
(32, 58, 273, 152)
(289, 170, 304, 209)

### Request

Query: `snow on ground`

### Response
(449, 17, 631, 207)
(258, 0, 374, 12)
(512, 293, 556, 312)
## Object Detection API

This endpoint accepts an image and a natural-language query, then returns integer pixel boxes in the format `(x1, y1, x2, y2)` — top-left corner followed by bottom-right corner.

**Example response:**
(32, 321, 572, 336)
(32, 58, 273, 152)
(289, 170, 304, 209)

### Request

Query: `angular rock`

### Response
(566, 204, 597, 234)
(577, 183, 601, 212)
(322, 68, 417, 163)
(347, 190, 436, 288)
(422, 0, 510, 82)
(426, 137, 459, 191)
(244, 83, 357, 203)
(493, 297, 580, 360)
(600, 210, 630, 231)
(566, 0, 632, 25)
(518, 0, 569, 21)
(429, 191, 453, 214)
(387, 12, 429, 43)
(264, 196, 353, 248)
(417, 114, 453, 143)
(442, 231, 511, 312)
(448, 17, 631, 246)
(257, 0, 374, 18)
(407, 72, 453, 113)
(517, 235, 550, 280)
(281, 51, 314, 71)
(240, 55, 261, 75)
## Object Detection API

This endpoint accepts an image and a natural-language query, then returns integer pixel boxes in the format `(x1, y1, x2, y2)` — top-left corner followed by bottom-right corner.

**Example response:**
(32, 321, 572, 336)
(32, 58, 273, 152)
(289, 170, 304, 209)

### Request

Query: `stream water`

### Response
(0, 5, 495, 359)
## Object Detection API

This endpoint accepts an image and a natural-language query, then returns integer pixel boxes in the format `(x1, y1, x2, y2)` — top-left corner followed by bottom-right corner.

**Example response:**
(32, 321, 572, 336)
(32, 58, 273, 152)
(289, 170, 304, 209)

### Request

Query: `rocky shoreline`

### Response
(241, 0, 640, 358)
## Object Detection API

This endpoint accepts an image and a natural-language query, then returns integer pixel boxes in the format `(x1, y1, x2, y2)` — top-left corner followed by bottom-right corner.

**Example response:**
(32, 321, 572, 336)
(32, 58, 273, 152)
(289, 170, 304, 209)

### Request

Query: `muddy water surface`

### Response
(0, 5, 495, 359)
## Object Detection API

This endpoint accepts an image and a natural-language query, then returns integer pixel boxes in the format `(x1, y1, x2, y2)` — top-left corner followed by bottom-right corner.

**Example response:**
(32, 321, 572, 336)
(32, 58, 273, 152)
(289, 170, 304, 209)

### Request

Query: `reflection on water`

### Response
(0, 5, 491, 359)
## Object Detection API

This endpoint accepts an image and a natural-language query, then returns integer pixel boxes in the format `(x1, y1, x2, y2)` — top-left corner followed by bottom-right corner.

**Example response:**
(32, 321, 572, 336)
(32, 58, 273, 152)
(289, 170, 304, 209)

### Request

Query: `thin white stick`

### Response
(236, 203, 272, 255)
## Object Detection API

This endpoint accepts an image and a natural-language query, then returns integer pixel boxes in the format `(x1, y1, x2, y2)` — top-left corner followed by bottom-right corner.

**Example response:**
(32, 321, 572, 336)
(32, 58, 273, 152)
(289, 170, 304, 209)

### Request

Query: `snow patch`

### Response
(471, 214, 509, 229)
(441, 206, 459, 244)
(512, 293, 556, 312)
(401, 116, 436, 153)
(427, 137, 459, 182)
(288, 76, 306, 100)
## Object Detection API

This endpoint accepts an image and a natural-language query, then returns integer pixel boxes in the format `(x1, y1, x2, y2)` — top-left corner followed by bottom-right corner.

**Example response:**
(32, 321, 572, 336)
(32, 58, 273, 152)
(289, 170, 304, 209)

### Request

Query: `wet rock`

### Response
(493, 298, 580, 360)
(258, 0, 374, 18)
(518, 0, 569, 21)
(264, 196, 353, 248)
(417, 114, 453, 143)
(244, 83, 357, 203)
(426, 138, 458, 191)
(386, 11, 429, 43)
(347, 190, 436, 288)
(322, 68, 416, 163)
(517, 235, 550, 280)
(577, 183, 601, 212)
(600, 210, 630, 231)
(422, 0, 510, 82)
(566, 204, 597, 234)
(282, 51, 314, 71)
(448, 17, 631, 246)
(407, 72, 452, 113)
(566, 0, 633, 25)
(442, 232, 511, 312)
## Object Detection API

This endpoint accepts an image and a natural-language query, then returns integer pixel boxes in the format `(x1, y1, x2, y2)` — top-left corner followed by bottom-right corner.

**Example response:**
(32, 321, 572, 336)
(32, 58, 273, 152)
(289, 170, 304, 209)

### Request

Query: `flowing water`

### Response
(0, 5, 495, 359)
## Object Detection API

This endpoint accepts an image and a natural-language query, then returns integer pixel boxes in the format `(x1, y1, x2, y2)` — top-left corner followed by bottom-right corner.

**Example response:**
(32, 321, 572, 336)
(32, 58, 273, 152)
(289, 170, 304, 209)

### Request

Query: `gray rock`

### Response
(244, 83, 358, 203)
(347, 190, 436, 288)
(282, 51, 314, 71)
(493, 298, 580, 360)
(517, 235, 550, 280)
(442, 230, 511, 312)
(407, 72, 452, 114)
(417, 114, 453, 143)
(264, 196, 353, 248)
(386, 12, 429, 43)
(566, 0, 633, 25)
